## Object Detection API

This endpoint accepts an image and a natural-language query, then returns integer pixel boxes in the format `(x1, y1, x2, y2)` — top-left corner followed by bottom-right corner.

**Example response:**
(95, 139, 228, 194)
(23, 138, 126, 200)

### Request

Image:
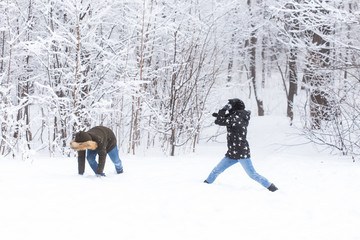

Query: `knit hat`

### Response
(228, 98, 245, 111)
(75, 131, 92, 143)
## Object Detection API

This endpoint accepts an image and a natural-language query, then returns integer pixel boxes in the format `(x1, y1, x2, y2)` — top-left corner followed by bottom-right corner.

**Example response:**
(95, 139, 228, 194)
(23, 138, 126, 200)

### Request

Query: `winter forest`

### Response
(1, 0, 359, 159)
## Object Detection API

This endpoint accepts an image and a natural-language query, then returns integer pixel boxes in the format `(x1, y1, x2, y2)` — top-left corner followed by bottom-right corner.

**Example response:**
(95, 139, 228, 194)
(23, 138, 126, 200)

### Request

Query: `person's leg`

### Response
(86, 149, 98, 174)
(238, 158, 271, 188)
(108, 146, 123, 173)
(205, 157, 238, 184)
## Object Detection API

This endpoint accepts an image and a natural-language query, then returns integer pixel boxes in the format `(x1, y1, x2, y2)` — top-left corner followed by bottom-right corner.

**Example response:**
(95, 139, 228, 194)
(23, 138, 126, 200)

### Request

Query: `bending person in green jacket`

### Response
(71, 126, 123, 176)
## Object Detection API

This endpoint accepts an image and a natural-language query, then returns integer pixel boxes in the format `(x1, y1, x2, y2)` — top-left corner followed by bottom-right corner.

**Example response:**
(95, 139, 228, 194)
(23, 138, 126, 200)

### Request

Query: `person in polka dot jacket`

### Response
(204, 98, 278, 192)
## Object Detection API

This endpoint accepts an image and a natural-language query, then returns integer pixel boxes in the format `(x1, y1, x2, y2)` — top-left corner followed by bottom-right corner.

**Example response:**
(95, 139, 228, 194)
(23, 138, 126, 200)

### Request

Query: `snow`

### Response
(1, 116, 360, 240)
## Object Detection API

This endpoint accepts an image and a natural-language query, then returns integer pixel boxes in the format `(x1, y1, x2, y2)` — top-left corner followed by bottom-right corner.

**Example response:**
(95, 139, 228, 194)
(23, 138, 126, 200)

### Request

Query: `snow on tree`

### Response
(0, 0, 359, 159)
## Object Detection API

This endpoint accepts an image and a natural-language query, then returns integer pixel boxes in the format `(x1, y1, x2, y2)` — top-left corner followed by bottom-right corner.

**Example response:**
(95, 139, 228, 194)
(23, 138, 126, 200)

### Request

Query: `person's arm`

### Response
(78, 150, 86, 175)
(214, 103, 233, 126)
(96, 149, 107, 175)
(214, 108, 231, 126)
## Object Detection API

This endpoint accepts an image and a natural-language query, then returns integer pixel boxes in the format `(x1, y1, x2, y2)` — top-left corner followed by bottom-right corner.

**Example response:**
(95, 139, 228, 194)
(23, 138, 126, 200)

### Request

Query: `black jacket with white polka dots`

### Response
(215, 109, 251, 159)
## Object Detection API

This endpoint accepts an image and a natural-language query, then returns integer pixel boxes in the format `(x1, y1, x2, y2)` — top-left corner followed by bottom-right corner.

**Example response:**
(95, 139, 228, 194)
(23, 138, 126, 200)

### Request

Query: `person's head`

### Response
(228, 98, 245, 111)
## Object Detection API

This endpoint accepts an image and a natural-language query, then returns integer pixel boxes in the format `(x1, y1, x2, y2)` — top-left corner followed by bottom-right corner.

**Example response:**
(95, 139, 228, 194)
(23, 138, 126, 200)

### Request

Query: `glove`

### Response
(96, 173, 106, 177)
(218, 109, 226, 116)
(212, 112, 218, 117)
(222, 104, 232, 111)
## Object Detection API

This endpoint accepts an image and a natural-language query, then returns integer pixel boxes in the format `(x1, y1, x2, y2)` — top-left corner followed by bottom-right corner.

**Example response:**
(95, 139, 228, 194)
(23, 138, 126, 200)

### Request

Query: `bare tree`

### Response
(247, 0, 264, 116)
(284, 2, 300, 123)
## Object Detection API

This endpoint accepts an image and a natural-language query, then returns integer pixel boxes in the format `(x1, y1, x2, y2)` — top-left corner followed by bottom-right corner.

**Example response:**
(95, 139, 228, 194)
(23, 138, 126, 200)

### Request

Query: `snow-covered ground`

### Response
(1, 116, 359, 240)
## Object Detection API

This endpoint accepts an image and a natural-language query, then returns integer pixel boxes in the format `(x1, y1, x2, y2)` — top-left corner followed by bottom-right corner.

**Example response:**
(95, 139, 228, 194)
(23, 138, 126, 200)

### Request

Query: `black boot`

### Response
(204, 180, 210, 184)
(268, 183, 278, 192)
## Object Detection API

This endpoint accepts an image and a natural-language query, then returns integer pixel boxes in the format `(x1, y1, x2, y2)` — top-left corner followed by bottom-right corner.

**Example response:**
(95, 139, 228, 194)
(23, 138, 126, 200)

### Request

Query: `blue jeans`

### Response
(205, 157, 271, 188)
(86, 145, 123, 174)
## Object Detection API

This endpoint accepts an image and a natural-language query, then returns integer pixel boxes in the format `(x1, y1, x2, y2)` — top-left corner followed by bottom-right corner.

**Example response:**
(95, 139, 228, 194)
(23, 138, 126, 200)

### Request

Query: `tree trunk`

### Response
(227, 33, 235, 83)
(248, 0, 264, 116)
(307, 30, 332, 129)
(284, 2, 299, 123)
(1, 1, 13, 155)
(287, 48, 298, 123)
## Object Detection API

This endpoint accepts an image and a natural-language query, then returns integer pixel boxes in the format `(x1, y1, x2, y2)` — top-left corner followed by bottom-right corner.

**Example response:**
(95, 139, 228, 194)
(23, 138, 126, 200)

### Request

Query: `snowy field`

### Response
(1, 116, 359, 240)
